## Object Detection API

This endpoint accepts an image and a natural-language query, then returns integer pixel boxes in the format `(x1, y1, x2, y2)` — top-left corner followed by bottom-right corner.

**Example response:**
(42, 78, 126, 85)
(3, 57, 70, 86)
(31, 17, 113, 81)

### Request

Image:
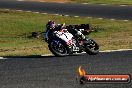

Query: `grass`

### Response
(29, 0, 132, 5)
(70, 0, 132, 5)
(0, 9, 132, 56)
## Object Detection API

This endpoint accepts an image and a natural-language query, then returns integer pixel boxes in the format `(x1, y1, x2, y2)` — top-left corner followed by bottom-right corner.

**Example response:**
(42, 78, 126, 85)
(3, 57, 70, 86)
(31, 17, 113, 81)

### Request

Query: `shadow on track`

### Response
(2, 55, 54, 59)
(2, 53, 84, 59)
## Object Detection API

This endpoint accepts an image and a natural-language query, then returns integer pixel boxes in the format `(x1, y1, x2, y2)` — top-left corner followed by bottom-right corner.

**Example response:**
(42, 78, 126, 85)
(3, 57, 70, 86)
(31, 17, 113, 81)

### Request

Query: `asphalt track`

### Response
(0, 50, 132, 88)
(0, 0, 132, 20)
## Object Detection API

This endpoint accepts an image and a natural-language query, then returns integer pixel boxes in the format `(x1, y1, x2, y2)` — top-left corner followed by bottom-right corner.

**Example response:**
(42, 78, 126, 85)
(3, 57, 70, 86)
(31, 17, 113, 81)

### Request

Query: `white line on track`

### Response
(40, 49, 132, 56)
(6, 9, 131, 22)
(123, 20, 129, 22)
(60, 14, 63, 16)
(82, 3, 89, 5)
(87, 17, 92, 18)
(100, 4, 108, 6)
(5, 9, 10, 10)
(0, 49, 131, 60)
(41, 54, 53, 56)
(65, 15, 69, 16)
(74, 16, 79, 17)
(40, 1, 46, 3)
(98, 18, 103, 20)
(41, 13, 47, 14)
(100, 49, 132, 52)
(53, 14, 59, 15)
(58, 2, 65, 4)
(0, 57, 6, 60)
(110, 19, 115, 21)
(16, 10, 23, 12)
(120, 5, 127, 7)
(34, 12, 39, 13)
(25, 11, 31, 12)
(17, 0, 24, 1)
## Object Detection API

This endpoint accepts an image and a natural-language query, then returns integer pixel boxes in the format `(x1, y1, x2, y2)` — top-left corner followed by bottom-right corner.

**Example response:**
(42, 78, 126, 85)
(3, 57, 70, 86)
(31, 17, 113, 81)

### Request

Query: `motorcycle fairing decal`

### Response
(55, 31, 73, 45)
(66, 39, 73, 45)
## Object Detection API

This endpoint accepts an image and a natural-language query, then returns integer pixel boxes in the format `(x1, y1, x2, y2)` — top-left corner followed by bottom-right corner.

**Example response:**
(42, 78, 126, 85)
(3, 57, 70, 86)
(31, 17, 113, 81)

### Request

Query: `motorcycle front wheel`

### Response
(48, 40, 69, 57)
(84, 39, 99, 55)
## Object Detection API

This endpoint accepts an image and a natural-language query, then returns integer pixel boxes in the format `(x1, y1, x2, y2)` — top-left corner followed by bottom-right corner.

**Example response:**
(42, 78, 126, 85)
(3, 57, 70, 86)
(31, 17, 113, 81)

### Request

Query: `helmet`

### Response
(47, 20, 56, 30)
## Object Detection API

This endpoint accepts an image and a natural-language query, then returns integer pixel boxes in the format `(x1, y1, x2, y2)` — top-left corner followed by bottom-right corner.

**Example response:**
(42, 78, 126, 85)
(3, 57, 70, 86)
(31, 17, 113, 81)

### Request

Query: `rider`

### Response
(45, 20, 57, 42)
(45, 20, 86, 42)
(45, 20, 67, 41)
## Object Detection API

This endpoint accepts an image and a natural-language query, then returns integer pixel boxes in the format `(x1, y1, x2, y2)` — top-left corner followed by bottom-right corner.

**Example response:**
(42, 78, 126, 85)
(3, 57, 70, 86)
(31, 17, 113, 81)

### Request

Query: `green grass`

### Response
(70, 0, 132, 5)
(0, 9, 132, 56)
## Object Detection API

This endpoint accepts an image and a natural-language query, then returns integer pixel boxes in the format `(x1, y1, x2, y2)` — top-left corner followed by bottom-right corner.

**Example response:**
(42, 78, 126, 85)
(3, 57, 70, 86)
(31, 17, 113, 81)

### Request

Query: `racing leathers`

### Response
(45, 21, 86, 42)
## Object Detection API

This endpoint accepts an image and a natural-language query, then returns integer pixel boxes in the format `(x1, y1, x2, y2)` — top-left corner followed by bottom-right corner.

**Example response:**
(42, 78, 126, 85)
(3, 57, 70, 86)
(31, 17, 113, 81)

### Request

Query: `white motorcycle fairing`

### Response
(54, 29, 73, 46)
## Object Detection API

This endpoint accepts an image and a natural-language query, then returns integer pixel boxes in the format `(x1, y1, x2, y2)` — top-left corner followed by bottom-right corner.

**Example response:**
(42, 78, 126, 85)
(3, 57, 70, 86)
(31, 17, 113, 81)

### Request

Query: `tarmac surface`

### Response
(0, 50, 132, 88)
(0, 0, 132, 20)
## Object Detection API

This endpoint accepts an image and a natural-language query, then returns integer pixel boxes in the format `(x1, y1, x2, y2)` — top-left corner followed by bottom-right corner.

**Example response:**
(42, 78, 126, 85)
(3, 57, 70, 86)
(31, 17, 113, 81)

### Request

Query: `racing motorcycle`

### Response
(45, 25, 99, 57)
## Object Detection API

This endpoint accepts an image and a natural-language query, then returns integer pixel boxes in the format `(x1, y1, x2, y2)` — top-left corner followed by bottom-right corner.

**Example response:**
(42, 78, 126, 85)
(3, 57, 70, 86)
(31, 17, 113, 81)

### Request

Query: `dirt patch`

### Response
(0, 40, 9, 43)
(29, 0, 70, 3)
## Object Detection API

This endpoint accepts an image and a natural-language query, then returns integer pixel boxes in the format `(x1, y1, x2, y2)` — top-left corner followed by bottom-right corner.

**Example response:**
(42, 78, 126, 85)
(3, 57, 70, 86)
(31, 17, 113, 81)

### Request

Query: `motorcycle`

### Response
(45, 28, 99, 57)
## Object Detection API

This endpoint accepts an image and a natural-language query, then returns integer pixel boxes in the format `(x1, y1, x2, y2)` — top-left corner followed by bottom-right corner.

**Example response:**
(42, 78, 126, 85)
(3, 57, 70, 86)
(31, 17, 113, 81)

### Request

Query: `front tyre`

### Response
(48, 40, 69, 57)
(85, 39, 99, 55)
